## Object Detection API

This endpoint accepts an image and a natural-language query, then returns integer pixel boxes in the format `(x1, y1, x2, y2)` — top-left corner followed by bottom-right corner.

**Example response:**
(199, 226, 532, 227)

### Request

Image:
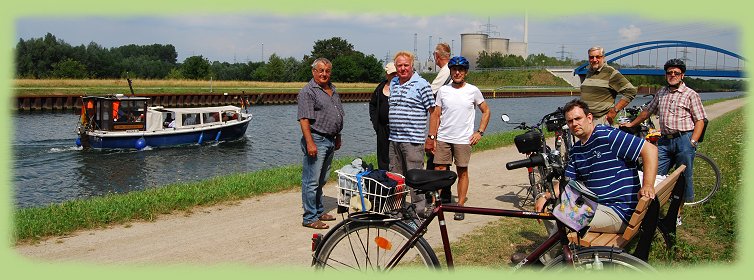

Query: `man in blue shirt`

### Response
(562, 99, 657, 233)
(388, 51, 435, 215)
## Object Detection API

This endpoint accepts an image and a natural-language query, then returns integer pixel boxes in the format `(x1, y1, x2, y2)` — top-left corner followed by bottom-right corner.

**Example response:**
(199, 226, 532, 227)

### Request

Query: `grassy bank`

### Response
(14, 70, 573, 96)
(13, 78, 377, 96)
(421, 69, 572, 89)
(444, 107, 742, 267)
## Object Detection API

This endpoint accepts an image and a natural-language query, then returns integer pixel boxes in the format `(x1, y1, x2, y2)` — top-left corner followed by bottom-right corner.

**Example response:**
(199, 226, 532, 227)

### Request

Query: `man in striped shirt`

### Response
(562, 99, 658, 233)
(580, 46, 637, 125)
(388, 51, 436, 215)
(621, 59, 707, 225)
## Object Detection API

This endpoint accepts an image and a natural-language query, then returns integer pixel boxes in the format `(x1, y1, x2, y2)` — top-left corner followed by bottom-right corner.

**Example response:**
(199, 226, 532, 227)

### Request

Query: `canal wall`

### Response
(13, 86, 658, 112)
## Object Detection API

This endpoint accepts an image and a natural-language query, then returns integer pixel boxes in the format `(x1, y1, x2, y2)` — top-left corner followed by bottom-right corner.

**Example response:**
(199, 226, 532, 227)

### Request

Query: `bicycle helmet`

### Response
(664, 58, 686, 73)
(448, 56, 470, 69)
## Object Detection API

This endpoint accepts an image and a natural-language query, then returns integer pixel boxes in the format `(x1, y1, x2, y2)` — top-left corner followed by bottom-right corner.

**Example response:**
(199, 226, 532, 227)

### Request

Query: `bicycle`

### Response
(501, 107, 571, 207)
(311, 157, 656, 272)
(618, 96, 721, 206)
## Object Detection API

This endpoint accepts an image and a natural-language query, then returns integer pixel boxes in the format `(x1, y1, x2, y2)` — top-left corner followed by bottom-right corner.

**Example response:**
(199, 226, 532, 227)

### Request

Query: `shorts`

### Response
(433, 141, 471, 167)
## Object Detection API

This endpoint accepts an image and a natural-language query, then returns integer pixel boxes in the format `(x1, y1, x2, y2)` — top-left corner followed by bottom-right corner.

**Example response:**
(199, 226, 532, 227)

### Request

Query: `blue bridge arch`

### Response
(574, 40, 745, 78)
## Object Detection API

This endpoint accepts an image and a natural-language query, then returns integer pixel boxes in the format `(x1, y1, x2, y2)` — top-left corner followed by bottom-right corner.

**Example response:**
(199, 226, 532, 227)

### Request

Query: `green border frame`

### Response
(2, 1, 749, 279)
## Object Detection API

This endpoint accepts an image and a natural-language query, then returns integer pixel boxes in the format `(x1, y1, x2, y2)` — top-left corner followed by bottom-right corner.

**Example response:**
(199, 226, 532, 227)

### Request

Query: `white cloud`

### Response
(619, 24, 642, 42)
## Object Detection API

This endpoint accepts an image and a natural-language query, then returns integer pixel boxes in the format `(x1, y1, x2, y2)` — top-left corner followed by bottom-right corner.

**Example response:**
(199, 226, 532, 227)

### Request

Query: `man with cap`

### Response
(621, 58, 706, 226)
(369, 62, 398, 170)
(427, 56, 490, 220)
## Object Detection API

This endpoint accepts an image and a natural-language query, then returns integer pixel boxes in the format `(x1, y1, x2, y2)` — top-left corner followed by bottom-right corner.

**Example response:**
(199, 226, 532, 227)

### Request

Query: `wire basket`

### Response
(336, 171, 408, 214)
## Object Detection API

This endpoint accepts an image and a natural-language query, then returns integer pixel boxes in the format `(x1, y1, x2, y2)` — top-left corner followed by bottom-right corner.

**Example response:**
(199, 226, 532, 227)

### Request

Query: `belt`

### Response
(663, 131, 690, 139)
(312, 130, 337, 139)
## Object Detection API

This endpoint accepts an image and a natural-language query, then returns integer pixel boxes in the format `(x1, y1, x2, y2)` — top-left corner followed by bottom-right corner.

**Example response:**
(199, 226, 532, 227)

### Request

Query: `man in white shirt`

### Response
(427, 56, 490, 220)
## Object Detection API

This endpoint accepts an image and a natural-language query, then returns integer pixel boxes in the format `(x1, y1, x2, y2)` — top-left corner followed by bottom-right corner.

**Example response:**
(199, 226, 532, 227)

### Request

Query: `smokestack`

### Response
(524, 12, 529, 56)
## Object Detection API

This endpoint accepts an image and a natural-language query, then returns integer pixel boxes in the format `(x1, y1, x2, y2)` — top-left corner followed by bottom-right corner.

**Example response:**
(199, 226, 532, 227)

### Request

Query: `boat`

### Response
(76, 94, 252, 149)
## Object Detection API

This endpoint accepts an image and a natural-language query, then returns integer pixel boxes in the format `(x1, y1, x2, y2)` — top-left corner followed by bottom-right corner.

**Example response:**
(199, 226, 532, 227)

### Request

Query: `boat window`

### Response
(182, 113, 199, 125)
(116, 100, 146, 123)
(164, 112, 175, 128)
(202, 112, 220, 123)
(222, 110, 238, 121)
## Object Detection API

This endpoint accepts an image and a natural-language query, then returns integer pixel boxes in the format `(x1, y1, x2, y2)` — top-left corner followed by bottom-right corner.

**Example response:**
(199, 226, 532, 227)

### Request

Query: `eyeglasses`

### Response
(665, 71, 683, 76)
(588, 55, 604, 59)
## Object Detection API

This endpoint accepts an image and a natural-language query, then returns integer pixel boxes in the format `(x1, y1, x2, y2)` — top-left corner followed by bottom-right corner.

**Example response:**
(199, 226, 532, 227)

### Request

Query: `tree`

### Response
(310, 37, 355, 61)
(51, 58, 88, 78)
(306, 37, 383, 83)
(180, 55, 210, 79)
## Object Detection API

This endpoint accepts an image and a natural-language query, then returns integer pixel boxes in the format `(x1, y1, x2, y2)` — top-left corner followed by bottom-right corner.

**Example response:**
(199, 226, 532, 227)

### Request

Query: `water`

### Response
(12, 92, 743, 208)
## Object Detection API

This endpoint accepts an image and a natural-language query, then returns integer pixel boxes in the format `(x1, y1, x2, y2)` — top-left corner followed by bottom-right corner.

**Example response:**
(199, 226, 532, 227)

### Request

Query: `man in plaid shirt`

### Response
(621, 58, 707, 225)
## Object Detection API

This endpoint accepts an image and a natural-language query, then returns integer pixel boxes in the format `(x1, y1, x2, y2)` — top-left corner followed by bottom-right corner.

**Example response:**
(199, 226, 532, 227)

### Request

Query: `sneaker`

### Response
(676, 216, 683, 226)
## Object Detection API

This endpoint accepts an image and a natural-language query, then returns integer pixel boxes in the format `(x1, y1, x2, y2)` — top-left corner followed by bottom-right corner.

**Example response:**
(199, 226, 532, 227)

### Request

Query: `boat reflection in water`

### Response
(76, 94, 252, 149)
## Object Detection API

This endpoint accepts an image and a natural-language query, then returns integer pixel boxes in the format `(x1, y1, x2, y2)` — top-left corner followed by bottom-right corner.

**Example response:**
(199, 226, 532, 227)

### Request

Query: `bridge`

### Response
(573, 40, 745, 81)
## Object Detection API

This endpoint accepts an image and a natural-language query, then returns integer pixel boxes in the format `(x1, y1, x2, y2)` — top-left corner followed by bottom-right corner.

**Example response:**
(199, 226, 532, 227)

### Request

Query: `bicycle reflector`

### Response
(312, 233, 322, 251)
(374, 236, 393, 250)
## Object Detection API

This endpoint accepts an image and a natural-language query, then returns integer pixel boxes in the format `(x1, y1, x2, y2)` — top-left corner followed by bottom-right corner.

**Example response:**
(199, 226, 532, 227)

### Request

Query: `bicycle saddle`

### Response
(404, 169, 458, 192)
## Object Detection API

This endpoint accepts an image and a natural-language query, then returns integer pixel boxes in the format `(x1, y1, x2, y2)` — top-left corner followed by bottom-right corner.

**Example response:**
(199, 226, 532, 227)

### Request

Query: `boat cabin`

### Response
(80, 95, 149, 132)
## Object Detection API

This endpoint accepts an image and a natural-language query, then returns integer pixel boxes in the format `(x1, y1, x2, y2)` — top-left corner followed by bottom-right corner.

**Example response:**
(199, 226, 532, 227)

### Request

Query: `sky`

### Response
(14, 13, 741, 67)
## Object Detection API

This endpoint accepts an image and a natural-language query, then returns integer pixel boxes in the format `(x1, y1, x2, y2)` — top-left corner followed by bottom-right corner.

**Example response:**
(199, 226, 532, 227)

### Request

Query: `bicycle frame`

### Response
(387, 202, 573, 270)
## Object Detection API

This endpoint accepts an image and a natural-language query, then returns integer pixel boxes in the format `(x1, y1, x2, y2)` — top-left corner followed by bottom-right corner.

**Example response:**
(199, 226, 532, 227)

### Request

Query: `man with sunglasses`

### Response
(580, 46, 637, 125)
(620, 58, 707, 226)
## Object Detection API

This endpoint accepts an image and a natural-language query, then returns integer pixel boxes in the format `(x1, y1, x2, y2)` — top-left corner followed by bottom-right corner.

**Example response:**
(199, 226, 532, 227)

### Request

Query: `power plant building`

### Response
(460, 33, 528, 69)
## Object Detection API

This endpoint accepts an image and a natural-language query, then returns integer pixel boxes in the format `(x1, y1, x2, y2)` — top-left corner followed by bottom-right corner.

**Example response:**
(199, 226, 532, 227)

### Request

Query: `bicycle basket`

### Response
(336, 171, 408, 215)
(514, 130, 543, 154)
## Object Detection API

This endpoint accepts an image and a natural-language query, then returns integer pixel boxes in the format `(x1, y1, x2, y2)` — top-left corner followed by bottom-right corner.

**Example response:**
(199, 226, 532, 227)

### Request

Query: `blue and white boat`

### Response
(76, 94, 251, 149)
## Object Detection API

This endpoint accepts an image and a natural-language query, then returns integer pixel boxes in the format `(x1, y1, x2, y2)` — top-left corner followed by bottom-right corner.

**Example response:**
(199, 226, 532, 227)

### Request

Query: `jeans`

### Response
(301, 133, 335, 224)
(657, 132, 696, 202)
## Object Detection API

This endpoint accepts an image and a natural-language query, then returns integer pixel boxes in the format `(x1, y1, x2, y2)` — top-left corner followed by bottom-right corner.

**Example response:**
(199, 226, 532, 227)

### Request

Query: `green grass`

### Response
(646, 108, 741, 266)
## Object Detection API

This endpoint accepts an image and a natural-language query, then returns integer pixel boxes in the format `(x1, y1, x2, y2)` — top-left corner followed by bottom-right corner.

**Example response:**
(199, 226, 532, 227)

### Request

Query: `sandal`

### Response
(303, 220, 329, 229)
(319, 213, 336, 221)
(454, 212, 465, 221)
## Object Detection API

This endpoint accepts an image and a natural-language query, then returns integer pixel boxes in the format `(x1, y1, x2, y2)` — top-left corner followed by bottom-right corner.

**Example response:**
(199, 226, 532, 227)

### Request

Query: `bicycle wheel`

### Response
(685, 152, 721, 206)
(543, 247, 656, 272)
(313, 218, 440, 271)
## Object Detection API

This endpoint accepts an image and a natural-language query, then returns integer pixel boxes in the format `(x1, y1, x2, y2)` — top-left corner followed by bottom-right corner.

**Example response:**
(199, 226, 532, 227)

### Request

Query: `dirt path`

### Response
(14, 98, 744, 267)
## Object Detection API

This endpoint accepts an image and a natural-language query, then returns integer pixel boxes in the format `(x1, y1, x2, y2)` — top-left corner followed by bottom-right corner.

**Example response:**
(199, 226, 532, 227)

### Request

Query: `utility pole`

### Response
(556, 45, 572, 61)
(414, 33, 419, 67)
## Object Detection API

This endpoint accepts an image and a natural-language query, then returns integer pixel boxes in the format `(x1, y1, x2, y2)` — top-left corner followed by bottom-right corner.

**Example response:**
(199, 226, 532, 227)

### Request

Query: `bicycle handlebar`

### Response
(506, 154, 546, 170)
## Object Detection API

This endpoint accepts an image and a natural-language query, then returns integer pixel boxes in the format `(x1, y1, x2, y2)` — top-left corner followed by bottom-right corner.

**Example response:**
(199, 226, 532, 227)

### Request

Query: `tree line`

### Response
(14, 33, 384, 83)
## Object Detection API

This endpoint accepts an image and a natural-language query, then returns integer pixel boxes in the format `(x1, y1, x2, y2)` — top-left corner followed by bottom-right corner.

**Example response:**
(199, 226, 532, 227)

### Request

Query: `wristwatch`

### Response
(690, 139, 698, 147)
(476, 130, 484, 136)
(428, 135, 437, 140)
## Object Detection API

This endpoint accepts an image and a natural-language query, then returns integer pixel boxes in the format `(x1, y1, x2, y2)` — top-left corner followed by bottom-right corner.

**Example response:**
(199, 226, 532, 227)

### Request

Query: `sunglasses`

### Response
(588, 55, 604, 59)
(665, 71, 683, 76)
